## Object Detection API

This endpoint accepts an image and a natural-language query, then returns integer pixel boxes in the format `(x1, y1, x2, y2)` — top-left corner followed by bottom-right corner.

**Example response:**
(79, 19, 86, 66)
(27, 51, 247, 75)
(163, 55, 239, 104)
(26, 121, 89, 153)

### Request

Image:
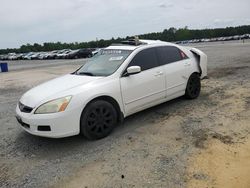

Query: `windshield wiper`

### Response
(77, 72, 96, 76)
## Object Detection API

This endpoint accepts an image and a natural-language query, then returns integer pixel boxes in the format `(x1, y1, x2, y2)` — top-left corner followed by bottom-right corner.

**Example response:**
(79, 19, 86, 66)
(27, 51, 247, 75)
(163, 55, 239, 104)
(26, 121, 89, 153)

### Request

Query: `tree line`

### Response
(1, 25, 250, 54)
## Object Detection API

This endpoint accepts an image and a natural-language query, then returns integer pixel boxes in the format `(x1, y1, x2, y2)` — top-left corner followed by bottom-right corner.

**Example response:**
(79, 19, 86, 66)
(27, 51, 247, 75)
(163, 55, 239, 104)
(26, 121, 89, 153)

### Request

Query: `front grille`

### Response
(19, 102, 33, 113)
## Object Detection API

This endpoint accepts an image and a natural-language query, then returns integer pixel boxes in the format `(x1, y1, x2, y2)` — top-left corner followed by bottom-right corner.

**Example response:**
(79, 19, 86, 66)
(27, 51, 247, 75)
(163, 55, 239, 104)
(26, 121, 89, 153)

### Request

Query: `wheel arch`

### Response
(83, 95, 124, 123)
(192, 71, 201, 76)
(186, 72, 201, 88)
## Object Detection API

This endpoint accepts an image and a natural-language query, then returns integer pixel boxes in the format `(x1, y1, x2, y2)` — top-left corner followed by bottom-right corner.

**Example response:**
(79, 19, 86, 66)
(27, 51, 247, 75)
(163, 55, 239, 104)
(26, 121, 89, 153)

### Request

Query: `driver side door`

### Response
(120, 48, 166, 115)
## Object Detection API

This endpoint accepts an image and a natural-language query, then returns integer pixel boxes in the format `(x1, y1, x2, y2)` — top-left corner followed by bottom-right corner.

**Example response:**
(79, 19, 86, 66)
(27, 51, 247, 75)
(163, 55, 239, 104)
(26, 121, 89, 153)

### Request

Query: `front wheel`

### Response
(185, 73, 201, 99)
(80, 100, 117, 140)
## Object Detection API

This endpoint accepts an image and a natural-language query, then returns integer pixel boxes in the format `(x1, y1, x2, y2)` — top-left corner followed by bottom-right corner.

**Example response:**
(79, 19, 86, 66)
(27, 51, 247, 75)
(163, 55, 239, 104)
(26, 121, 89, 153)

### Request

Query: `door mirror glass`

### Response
(127, 66, 141, 75)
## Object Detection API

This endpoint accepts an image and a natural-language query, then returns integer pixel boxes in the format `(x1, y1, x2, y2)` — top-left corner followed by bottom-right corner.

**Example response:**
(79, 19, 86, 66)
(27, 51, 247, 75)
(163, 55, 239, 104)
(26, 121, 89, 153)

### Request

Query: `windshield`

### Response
(76, 49, 132, 76)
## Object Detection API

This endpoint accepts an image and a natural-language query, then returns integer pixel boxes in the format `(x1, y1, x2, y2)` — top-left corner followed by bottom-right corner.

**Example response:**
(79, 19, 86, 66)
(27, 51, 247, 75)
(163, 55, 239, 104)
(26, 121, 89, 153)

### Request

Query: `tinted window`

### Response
(156, 46, 183, 65)
(129, 48, 159, 71)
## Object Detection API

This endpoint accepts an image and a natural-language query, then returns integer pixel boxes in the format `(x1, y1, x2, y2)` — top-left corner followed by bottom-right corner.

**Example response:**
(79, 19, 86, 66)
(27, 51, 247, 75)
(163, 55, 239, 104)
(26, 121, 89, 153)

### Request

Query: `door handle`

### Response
(184, 62, 191, 66)
(154, 71, 163, 76)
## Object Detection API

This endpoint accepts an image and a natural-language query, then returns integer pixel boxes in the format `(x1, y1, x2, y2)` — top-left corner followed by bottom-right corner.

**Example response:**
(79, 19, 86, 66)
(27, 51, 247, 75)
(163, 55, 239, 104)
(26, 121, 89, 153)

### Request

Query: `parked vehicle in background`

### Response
(40, 52, 49, 60)
(23, 52, 35, 60)
(242, 34, 250, 39)
(15, 53, 24, 60)
(30, 53, 41, 60)
(67, 48, 93, 59)
(8, 53, 17, 60)
(0, 55, 5, 60)
(56, 49, 72, 59)
(45, 50, 58, 59)
(0, 54, 8, 60)
(92, 49, 101, 56)
(37, 52, 46, 60)
(2, 54, 8, 60)
(65, 49, 79, 59)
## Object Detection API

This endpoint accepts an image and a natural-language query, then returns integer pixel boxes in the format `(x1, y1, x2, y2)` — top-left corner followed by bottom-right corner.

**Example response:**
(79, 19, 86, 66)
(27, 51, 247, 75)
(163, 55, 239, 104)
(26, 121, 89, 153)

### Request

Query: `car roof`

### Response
(106, 39, 177, 51)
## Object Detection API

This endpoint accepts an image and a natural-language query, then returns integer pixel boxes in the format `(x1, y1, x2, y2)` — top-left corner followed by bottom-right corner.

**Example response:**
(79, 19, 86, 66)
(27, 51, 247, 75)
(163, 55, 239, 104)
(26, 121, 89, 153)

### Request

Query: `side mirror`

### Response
(126, 66, 141, 75)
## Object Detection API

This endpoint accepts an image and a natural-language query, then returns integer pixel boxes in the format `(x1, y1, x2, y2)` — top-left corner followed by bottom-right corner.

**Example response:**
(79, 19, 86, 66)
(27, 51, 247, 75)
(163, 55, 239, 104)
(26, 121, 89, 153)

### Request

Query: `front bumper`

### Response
(16, 105, 82, 138)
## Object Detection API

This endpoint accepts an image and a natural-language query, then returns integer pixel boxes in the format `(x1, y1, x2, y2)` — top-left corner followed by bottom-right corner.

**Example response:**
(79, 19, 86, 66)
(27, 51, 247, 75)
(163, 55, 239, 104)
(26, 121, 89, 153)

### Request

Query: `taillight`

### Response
(180, 50, 188, 59)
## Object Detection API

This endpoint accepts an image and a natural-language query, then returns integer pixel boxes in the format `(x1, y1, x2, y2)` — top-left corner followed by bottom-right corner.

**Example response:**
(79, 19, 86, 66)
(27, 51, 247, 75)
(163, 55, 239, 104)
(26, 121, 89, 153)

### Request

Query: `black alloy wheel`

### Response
(185, 73, 201, 99)
(80, 100, 117, 140)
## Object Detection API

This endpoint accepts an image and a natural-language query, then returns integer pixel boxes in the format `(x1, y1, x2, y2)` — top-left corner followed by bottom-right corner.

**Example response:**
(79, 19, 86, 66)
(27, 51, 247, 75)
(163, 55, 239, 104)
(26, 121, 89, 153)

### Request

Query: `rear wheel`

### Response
(185, 73, 201, 99)
(80, 100, 117, 140)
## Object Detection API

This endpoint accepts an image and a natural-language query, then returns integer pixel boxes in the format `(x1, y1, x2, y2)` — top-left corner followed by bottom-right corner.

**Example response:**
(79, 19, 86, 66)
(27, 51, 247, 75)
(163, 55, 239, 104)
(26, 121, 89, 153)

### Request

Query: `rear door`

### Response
(120, 48, 166, 115)
(156, 46, 190, 97)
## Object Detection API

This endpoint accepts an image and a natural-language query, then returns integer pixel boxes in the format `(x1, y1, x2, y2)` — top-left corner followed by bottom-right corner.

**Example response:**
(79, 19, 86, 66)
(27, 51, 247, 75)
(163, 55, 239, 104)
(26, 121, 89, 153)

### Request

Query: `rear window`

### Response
(156, 46, 184, 65)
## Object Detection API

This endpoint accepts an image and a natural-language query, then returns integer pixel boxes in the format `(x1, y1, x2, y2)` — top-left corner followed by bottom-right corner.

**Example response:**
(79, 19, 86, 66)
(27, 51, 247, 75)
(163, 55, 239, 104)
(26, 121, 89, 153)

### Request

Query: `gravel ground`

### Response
(0, 40, 250, 188)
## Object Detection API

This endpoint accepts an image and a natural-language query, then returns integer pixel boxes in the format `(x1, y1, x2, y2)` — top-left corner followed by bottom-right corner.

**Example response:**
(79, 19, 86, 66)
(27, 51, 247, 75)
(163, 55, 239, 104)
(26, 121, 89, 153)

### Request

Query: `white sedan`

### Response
(16, 39, 207, 139)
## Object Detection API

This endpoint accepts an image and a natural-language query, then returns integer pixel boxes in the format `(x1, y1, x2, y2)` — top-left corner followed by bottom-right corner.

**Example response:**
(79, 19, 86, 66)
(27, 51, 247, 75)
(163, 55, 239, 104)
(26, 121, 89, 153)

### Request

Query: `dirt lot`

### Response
(0, 41, 250, 188)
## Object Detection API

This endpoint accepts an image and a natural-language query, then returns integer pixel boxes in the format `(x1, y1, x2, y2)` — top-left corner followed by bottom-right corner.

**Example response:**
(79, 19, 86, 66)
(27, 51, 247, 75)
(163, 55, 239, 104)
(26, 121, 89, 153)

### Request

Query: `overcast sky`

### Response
(0, 0, 249, 49)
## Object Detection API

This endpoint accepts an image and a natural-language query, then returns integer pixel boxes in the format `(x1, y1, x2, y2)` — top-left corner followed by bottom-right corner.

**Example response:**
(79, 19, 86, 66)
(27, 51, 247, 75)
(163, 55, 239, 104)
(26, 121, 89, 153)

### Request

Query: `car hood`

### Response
(20, 74, 102, 108)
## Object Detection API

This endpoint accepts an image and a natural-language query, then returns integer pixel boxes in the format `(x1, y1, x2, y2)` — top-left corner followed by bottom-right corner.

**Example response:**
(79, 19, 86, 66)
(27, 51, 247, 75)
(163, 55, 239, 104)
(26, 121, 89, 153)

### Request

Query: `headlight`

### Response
(35, 96, 72, 114)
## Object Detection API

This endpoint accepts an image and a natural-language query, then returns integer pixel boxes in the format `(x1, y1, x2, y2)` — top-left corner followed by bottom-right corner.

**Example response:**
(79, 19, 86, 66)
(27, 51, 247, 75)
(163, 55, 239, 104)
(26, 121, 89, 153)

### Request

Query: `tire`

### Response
(185, 73, 201, 99)
(80, 100, 117, 140)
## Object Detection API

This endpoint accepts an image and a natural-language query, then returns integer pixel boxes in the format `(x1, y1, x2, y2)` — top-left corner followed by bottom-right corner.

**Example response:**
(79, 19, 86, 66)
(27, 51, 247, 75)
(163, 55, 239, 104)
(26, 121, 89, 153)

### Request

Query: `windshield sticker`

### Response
(109, 56, 124, 61)
(102, 50, 122, 55)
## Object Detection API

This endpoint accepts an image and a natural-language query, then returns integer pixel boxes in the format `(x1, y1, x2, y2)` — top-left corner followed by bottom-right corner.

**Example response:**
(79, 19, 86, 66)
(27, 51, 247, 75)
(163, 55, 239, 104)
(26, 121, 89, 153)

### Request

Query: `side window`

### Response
(156, 46, 185, 65)
(129, 48, 159, 71)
